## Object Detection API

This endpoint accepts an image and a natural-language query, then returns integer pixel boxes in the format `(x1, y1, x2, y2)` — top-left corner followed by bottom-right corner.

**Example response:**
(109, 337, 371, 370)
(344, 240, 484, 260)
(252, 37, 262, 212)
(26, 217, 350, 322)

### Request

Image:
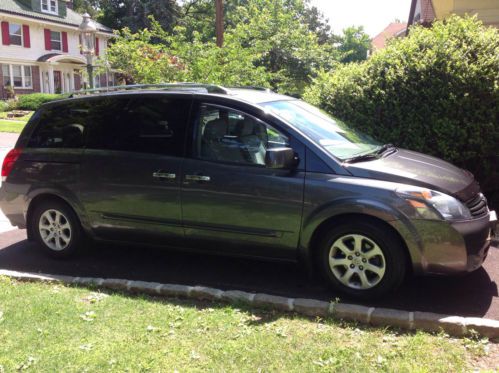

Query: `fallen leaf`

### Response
(79, 344, 93, 351)
(16, 356, 36, 371)
(81, 292, 109, 304)
(80, 311, 96, 322)
(190, 350, 201, 360)
(146, 325, 160, 332)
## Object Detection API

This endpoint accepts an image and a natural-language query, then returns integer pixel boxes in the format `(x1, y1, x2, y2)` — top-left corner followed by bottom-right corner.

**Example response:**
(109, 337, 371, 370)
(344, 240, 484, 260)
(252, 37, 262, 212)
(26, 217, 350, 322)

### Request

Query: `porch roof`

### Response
(37, 53, 86, 64)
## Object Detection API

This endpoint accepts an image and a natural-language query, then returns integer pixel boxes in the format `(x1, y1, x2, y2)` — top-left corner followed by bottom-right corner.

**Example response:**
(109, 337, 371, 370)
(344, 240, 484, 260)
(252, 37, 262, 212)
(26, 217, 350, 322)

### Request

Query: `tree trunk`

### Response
(215, 0, 224, 47)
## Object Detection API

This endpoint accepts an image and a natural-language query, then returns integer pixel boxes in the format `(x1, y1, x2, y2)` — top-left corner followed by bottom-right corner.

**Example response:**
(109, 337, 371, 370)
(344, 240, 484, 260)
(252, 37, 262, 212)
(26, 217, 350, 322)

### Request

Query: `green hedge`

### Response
(0, 100, 8, 112)
(304, 16, 499, 208)
(16, 93, 66, 111)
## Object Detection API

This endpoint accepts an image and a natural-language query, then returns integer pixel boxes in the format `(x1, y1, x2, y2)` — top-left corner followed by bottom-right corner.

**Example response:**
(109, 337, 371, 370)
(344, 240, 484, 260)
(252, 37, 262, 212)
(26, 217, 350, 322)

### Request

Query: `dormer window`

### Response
(41, 0, 58, 15)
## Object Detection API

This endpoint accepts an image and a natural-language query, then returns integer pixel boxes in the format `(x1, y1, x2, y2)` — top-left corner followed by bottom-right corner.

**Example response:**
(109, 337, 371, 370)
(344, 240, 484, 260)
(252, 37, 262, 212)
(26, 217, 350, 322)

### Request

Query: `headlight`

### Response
(396, 187, 471, 221)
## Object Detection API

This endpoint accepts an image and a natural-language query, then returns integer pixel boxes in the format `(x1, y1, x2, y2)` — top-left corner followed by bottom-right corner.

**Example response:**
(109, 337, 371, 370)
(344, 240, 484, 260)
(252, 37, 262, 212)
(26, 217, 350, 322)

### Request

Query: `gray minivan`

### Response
(0, 84, 496, 299)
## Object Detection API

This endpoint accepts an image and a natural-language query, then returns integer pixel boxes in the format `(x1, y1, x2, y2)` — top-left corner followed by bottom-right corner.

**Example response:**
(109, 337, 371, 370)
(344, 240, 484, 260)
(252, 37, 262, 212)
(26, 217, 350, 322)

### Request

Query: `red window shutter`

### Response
(95, 37, 99, 56)
(22, 25, 30, 48)
(1, 21, 10, 45)
(44, 28, 51, 50)
(62, 31, 68, 52)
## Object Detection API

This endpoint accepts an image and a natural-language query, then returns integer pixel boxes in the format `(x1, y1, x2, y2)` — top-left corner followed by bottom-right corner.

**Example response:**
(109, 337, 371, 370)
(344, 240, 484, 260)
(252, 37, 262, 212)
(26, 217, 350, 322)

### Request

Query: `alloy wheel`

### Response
(38, 209, 72, 251)
(328, 234, 386, 290)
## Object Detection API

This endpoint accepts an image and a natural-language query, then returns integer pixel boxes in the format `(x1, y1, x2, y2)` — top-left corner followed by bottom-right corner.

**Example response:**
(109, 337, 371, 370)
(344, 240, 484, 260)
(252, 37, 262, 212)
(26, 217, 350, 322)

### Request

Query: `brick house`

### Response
(371, 22, 408, 52)
(0, 0, 113, 99)
(408, 0, 499, 29)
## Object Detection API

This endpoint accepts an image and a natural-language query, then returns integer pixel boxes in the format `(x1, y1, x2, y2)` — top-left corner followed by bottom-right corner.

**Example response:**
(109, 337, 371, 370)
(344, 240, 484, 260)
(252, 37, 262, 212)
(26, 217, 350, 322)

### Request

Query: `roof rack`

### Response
(69, 83, 230, 97)
(227, 86, 274, 93)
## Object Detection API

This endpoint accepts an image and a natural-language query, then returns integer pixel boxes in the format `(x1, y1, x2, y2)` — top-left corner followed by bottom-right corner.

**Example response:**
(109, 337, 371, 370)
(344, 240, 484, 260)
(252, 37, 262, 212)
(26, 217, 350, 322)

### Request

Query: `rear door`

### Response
(79, 94, 192, 245)
(180, 101, 305, 260)
(14, 102, 89, 215)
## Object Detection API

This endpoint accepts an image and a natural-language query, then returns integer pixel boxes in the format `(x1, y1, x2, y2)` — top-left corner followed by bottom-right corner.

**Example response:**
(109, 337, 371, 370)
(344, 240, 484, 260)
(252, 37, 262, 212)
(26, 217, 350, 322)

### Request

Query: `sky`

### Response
(308, 0, 413, 37)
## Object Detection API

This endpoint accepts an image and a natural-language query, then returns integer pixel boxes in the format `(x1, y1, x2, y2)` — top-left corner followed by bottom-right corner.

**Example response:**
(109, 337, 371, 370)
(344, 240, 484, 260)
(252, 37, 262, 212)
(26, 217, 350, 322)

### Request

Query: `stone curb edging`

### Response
(1, 269, 498, 339)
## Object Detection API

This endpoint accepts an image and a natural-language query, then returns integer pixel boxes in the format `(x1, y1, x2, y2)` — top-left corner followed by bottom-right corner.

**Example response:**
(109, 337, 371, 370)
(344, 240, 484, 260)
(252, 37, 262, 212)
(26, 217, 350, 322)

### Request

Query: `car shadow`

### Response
(0, 231, 497, 319)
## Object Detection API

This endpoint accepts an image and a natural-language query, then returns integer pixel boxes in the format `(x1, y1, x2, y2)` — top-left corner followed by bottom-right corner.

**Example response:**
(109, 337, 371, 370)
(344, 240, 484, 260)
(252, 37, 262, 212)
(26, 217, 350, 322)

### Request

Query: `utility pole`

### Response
(215, 0, 224, 47)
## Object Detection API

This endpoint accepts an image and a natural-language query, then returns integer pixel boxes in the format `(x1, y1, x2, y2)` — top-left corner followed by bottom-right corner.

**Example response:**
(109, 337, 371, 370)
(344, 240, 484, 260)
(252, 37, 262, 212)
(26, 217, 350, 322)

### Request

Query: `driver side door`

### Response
(181, 102, 305, 260)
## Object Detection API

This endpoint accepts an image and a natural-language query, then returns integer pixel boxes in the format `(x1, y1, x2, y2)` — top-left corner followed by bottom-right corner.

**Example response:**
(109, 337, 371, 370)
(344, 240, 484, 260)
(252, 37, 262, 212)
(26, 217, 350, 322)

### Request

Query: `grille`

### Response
(465, 193, 488, 218)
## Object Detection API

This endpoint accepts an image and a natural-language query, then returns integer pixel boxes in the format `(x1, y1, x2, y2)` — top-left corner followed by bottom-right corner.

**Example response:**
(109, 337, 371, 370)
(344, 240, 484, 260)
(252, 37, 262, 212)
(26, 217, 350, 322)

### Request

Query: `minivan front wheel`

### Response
(317, 221, 406, 299)
(31, 200, 83, 258)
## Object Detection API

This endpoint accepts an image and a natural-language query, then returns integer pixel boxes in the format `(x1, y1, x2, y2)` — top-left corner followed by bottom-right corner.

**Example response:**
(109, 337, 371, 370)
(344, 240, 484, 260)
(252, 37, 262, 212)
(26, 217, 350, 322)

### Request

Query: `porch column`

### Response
(70, 69, 75, 92)
(48, 66, 54, 94)
(38, 67, 44, 93)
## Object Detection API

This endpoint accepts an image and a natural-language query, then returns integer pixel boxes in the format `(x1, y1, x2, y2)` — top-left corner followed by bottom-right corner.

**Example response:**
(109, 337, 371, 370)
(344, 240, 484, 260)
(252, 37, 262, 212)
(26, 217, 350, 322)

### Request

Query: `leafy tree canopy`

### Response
(105, 0, 341, 95)
(337, 26, 371, 63)
(304, 16, 499, 205)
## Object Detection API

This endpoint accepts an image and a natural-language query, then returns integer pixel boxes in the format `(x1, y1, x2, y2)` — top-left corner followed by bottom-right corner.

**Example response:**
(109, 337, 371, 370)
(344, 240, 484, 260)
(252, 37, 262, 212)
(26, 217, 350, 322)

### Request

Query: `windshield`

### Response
(261, 100, 380, 160)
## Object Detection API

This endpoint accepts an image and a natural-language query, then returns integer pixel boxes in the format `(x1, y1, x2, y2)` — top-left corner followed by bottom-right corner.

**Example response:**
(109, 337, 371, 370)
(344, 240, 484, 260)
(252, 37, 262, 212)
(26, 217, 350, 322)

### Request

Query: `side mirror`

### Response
(265, 147, 298, 169)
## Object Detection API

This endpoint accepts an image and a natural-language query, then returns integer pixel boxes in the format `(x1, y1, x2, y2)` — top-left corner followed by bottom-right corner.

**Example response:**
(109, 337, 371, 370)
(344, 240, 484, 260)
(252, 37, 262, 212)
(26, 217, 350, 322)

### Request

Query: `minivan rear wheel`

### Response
(31, 200, 83, 258)
(317, 221, 406, 299)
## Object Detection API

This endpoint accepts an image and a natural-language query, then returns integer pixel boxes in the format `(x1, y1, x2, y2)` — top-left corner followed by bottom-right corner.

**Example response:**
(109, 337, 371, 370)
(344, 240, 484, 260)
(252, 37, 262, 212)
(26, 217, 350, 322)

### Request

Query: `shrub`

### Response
(4, 85, 15, 99)
(16, 93, 65, 111)
(0, 100, 8, 112)
(304, 16, 499, 207)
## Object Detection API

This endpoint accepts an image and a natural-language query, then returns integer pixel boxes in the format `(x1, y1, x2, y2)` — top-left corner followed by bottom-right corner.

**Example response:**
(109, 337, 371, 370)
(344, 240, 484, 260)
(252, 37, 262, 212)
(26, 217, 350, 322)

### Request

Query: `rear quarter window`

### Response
(27, 102, 90, 149)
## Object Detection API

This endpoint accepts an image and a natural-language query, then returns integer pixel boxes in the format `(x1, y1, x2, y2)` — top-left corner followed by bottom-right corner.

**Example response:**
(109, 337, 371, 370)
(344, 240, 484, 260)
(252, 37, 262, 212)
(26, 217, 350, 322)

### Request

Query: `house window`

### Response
(24, 66, 32, 88)
(50, 31, 61, 51)
(94, 74, 101, 88)
(1, 65, 10, 86)
(8, 23, 23, 46)
(41, 0, 58, 14)
(12, 66, 23, 87)
(1, 64, 33, 88)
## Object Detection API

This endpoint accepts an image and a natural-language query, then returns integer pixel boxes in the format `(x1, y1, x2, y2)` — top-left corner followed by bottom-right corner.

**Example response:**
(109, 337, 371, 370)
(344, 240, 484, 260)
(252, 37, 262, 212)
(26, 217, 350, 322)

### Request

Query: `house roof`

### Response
(371, 22, 407, 50)
(408, 0, 437, 28)
(0, 0, 112, 33)
(418, 0, 436, 24)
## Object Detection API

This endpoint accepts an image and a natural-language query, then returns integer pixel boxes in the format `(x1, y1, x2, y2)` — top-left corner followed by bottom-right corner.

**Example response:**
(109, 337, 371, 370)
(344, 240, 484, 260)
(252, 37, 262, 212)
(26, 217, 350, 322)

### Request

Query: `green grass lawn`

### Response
(0, 119, 27, 133)
(0, 111, 33, 133)
(0, 277, 495, 372)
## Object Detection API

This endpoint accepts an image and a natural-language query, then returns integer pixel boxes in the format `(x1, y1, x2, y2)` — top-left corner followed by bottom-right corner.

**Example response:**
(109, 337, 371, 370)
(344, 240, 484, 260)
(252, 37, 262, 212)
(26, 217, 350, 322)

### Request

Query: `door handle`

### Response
(185, 174, 211, 182)
(152, 171, 176, 180)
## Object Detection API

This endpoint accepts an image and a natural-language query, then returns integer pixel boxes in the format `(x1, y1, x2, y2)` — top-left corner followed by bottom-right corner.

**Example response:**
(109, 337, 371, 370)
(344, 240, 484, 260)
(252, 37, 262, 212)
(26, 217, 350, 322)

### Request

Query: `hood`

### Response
(345, 149, 480, 201)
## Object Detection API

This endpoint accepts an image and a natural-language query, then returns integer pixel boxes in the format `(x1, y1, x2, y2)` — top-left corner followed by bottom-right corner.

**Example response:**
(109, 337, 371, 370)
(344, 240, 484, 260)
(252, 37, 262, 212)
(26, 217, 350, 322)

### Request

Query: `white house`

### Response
(0, 0, 113, 99)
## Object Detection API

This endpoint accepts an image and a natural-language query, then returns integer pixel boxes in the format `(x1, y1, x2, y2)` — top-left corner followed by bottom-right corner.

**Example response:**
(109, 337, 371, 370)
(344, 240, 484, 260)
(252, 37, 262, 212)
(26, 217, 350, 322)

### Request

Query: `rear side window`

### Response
(28, 102, 90, 149)
(86, 96, 191, 156)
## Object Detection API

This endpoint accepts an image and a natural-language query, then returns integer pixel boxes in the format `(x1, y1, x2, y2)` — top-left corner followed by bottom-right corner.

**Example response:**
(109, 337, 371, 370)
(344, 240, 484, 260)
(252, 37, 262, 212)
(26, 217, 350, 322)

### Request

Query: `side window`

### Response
(197, 104, 289, 166)
(87, 96, 191, 156)
(28, 103, 89, 149)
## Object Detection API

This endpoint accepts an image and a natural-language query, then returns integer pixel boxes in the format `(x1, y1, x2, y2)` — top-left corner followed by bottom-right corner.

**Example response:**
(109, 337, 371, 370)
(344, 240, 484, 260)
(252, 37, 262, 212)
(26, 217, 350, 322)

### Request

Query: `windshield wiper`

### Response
(343, 144, 396, 164)
(375, 143, 396, 156)
(343, 153, 379, 163)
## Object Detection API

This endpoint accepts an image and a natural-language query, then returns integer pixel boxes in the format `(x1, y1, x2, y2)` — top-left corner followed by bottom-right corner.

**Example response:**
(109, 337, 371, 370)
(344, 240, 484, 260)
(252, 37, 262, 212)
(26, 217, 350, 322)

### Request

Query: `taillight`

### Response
(2, 148, 22, 182)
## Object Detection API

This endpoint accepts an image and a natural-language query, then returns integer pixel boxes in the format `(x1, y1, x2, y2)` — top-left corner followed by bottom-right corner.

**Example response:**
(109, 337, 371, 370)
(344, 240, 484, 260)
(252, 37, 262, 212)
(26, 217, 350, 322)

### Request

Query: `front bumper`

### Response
(411, 210, 496, 275)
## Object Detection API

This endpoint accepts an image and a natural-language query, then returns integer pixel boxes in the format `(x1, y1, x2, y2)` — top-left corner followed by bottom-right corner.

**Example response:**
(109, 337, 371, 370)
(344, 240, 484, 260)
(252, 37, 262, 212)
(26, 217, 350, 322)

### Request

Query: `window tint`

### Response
(86, 96, 191, 156)
(196, 105, 289, 166)
(28, 102, 90, 149)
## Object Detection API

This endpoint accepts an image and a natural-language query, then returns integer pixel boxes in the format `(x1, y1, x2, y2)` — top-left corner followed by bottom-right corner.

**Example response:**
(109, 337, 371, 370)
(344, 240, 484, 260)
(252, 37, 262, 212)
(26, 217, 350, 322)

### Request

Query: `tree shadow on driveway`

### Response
(0, 229, 497, 319)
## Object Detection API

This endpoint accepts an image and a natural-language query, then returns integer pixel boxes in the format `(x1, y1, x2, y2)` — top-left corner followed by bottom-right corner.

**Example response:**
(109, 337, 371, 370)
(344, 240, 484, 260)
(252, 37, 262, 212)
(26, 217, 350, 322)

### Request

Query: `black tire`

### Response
(317, 220, 407, 299)
(30, 199, 83, 258)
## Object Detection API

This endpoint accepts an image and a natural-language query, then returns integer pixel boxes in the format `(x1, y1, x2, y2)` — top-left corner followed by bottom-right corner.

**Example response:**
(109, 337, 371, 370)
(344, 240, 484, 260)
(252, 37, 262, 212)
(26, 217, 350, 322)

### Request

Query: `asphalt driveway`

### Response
(0, 229, 497, 320)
